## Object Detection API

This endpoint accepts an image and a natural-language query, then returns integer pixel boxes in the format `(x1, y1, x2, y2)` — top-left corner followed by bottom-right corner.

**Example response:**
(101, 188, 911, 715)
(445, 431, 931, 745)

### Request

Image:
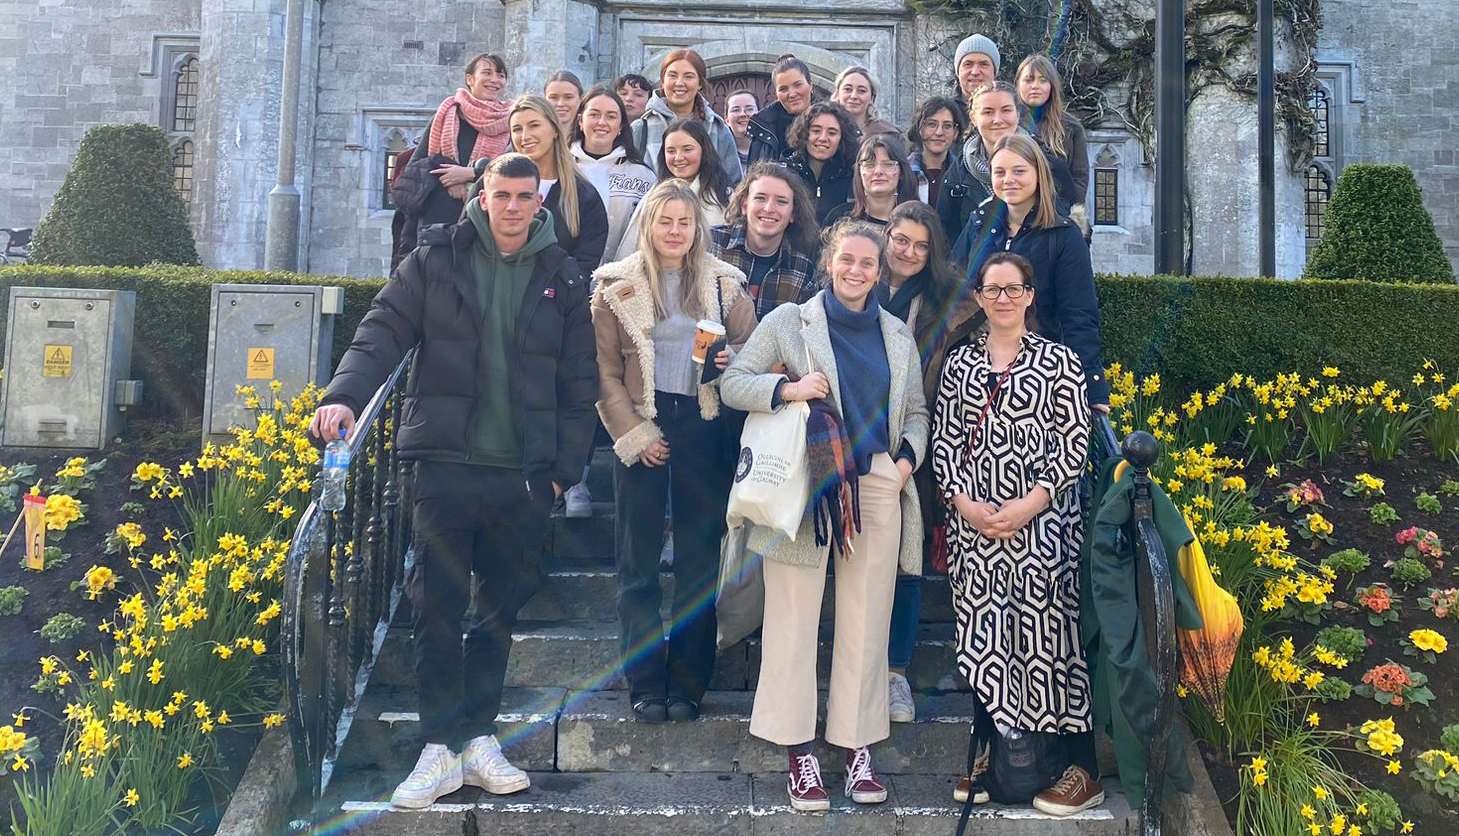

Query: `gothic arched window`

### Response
(1305, 164, 1331, 240)
(173, 57, 200, 133)
(1309, 86, 1329, 159)
(382, 129, 411, 209)
(173, 139, 195, 203)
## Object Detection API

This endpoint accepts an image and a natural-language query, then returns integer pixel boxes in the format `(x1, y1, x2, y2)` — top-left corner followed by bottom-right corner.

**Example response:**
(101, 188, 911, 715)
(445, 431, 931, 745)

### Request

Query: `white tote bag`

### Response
(725, 399, 811, 538)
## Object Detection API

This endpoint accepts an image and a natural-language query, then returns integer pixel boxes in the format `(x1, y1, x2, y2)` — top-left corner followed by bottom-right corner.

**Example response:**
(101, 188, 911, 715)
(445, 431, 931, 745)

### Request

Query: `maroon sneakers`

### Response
(787, 750, 830, 811)
(844, 746, 888, 804)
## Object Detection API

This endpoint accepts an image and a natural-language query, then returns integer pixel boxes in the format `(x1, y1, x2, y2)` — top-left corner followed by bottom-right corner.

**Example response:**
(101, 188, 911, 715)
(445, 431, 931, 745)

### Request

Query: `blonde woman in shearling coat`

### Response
(591, 179, 758, 724)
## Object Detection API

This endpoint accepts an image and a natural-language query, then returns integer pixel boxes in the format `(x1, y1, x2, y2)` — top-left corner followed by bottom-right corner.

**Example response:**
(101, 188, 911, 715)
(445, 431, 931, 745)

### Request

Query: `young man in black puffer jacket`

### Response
(311, 152, 598, 811)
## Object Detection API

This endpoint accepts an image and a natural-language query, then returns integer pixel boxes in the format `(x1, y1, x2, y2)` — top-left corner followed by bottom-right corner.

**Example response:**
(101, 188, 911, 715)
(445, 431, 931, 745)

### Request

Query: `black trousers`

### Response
(614, 392, 733, 704)
(407, 461, 550, 749)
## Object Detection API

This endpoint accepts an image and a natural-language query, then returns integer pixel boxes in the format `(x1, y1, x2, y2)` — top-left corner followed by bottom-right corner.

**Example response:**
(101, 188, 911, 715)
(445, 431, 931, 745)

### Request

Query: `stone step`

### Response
(372, 621, 967, 693)
(521, 569, 955, 624)
(325, 770, 1137, 835)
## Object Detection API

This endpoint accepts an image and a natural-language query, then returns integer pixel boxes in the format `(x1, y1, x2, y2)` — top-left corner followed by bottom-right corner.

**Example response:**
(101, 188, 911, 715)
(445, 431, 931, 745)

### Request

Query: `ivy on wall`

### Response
(911, 0, 1323, 171)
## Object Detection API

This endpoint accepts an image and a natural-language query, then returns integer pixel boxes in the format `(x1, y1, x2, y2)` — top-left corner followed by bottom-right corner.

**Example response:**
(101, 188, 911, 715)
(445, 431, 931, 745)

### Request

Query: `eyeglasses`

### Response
(920, 119, 958, 134)
(889, 233, 930, 256)
(859, 160, 899, 172)
(976, 284, 1029, 300)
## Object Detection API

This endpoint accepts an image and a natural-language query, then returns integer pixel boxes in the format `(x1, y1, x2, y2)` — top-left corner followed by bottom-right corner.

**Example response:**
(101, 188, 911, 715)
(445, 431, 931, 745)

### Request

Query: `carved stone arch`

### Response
(637, 41, 852, 97)
(1095, 145, 1120, 169)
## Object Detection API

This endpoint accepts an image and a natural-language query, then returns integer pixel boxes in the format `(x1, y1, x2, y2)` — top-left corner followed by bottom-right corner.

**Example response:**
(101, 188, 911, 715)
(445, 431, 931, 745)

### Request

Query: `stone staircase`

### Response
(314, 449, 1139, 835)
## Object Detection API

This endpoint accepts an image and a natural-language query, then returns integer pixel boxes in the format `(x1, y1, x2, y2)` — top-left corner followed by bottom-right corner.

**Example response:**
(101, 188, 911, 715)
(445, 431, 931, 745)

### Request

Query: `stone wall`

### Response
(0, 0, 201, 231)
(1317, 0, 1459, 274)
(302, 0, 506, 277)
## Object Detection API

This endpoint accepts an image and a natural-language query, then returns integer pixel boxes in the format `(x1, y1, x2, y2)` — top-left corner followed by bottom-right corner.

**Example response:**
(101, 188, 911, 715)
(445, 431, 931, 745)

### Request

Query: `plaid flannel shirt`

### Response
(710, 224, 820, 321)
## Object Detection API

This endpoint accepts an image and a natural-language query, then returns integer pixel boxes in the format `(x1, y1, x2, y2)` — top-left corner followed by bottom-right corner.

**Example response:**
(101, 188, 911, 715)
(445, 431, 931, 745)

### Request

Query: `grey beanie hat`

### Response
(954, 33, 1001, 74)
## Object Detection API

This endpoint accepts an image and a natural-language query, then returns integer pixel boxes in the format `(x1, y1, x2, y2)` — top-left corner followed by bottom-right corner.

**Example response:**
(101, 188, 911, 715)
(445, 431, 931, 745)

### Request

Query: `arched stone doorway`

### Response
(706, 72, 831, 118)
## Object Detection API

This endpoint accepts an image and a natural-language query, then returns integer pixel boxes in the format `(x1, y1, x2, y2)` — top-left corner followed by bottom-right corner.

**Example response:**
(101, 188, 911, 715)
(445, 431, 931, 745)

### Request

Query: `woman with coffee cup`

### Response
(720, 219, 928, 812)
(592, 179, 758, 724)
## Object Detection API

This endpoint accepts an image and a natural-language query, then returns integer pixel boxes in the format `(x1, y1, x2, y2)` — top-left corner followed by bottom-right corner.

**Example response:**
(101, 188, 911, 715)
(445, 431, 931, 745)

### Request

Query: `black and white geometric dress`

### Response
(931, 332, 1092, 733)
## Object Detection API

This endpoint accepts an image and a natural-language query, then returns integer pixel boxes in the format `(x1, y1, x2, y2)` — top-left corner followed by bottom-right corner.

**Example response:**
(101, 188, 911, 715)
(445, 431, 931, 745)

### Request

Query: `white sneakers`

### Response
(462, 734, 531, 795)
(888, 672, 915, 723)
(390, 743, 463, 809)
(563, 483, 593, 518)
(391, 736, 529, 809)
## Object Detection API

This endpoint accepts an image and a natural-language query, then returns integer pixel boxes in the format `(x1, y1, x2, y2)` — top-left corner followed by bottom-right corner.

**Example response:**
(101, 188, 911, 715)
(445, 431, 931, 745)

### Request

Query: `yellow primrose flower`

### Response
(1410, 629, 1448, 654)
(44, 494, 82, 531)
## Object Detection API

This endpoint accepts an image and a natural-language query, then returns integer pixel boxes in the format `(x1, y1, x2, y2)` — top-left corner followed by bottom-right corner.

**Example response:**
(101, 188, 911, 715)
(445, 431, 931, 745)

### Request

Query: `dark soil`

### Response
(1202, 444, 1459, 831)
(0, 417, 265, 835)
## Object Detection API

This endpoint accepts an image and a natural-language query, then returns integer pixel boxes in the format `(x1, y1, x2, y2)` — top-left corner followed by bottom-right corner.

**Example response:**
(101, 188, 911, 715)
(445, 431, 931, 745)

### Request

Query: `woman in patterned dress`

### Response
(931, 251, 1104, 817)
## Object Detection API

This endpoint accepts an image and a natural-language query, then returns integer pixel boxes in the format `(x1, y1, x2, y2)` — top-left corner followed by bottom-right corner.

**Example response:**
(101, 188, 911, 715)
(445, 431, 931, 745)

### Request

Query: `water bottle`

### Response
(320, 438, 351, 511)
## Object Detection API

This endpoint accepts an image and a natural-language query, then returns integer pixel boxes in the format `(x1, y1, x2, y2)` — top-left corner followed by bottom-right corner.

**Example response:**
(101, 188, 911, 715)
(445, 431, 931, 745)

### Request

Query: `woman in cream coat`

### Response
(720, 219, 928, 812)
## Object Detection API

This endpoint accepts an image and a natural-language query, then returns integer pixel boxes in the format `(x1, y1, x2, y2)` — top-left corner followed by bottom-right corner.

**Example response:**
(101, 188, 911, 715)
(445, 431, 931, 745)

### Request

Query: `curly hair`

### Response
(906, 95, 970, 150)
(819, 217, 889, 286)
(724, 162, 821, 255)
(786, 101, 861, 172)
(656, 118, 732, 209)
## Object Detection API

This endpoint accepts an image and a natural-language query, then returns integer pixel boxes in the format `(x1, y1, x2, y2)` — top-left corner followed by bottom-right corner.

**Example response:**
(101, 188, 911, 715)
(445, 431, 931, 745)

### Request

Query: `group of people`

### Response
(326, 31, 1113, 822)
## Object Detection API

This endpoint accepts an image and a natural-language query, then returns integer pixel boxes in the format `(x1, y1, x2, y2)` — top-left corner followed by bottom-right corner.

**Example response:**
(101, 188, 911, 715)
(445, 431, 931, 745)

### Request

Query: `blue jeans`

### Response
(888, 573, 922, 669)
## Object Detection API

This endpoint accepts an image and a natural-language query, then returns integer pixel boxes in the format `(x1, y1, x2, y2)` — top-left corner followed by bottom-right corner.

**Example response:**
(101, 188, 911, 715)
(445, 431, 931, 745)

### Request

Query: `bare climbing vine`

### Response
(912, 0, 1323, 171)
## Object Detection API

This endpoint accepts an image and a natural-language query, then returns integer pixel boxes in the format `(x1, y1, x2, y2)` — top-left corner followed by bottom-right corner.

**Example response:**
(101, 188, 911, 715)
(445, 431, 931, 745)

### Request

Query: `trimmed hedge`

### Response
(28, 124, 200, 267)
(0, 265, 385, 418)
(1303, 164, 1455, 285)
(1, 266, 1457, 419)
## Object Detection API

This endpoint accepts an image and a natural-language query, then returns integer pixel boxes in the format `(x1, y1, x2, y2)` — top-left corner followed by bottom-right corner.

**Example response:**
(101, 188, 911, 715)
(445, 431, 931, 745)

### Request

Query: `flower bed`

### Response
(1107, 363, 1459, 835)
(0, 384, 319, 835)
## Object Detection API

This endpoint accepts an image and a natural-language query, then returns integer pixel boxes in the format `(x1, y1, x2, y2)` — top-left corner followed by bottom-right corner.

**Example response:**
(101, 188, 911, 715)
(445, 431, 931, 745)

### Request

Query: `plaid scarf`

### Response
(428, 88, 511, 165)
(805, 397, 861, 558)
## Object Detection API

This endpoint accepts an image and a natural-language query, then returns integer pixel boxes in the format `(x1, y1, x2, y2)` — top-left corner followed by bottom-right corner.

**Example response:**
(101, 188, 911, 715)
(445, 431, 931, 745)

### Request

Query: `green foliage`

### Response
(1368, 503, 1399, 525)
(28, 124, 199, 267)
(119, 501, 146, 516)
(0, 586, 27, 616)
(1439, 479, 1459, 497)
(1354, 788, 1403, 834)
(1414, 493, 1442, 514)
(1096, 274, 1459, 395)
(1303, 164, 1455, 285)
(1441, 723, 1459, 753)
(1390, 558, 1432, 589)
(1414, 749, 1459, 802)
(1312, 675, 1351, 703)
(0, 265, 383, 417)
(1315, 625, 1367, 662)
(39, 613, 85, 643)
(0, 463, 37, 514)
(21, 546, 70, 572)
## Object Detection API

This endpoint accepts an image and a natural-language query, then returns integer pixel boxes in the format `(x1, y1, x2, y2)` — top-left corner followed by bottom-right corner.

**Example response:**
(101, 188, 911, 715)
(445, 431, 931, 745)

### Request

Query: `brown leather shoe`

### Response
(952, 741, 990, 804)
(1033, 765, 1105, 817)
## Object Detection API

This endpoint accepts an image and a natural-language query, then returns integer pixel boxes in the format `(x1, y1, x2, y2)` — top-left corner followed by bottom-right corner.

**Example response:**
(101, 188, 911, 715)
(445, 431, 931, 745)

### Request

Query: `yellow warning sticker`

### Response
(42, 345, 72, 377)
(246, 348, 276, 380)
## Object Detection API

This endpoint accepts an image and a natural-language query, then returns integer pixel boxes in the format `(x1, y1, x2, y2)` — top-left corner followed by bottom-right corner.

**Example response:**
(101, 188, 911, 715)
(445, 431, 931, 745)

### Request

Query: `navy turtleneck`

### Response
(823, 290, 891, 476)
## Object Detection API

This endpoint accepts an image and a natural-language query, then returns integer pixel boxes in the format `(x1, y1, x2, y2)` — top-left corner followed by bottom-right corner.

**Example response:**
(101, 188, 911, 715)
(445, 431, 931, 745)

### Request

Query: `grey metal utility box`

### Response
(203, 283, 341, 443)
(1, 287, 138, 449)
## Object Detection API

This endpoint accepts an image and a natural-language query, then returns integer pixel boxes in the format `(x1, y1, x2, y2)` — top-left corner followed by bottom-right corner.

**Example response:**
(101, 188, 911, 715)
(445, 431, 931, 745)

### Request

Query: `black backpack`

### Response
(985, 728, 1066, 804)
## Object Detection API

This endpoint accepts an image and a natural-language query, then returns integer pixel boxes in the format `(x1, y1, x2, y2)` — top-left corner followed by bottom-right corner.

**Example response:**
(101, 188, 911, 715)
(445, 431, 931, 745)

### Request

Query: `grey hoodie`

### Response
(631, 93, 744, 186)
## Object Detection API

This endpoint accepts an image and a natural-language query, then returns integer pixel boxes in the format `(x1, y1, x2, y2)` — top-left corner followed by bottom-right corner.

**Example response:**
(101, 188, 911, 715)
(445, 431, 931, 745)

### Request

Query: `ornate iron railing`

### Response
(282, 349, 416, 801)
(1090, 419, 1178, 835)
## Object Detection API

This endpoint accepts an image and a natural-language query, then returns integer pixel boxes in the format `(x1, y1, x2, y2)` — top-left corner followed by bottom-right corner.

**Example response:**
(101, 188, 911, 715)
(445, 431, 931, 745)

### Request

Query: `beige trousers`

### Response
(750, 453, 903, 749)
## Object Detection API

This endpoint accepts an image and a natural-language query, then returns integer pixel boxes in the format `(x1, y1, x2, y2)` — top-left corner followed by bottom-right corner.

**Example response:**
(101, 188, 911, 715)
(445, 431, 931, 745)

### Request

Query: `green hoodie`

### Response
(463, 199, 558, 467)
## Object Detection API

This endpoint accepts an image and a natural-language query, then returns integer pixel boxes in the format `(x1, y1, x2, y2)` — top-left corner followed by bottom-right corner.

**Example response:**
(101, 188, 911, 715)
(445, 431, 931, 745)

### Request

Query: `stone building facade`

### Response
(2, 0, 1455, 280)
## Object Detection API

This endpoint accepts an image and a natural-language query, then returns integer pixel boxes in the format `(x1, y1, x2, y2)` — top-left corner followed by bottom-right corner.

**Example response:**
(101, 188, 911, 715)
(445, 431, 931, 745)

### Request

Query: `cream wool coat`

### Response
(720, 290, 930, 574)
(591, 251, 758, 465)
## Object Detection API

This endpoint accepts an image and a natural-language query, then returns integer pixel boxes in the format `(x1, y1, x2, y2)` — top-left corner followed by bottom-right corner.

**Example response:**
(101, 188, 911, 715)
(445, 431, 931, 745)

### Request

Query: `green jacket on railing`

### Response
(1079, 455, 1203, 808)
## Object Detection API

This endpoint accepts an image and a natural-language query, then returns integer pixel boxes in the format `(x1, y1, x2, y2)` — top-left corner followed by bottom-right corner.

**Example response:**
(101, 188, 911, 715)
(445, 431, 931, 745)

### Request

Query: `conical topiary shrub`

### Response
(28, 123, 200, 266)
(1303, 163, 1455, 284)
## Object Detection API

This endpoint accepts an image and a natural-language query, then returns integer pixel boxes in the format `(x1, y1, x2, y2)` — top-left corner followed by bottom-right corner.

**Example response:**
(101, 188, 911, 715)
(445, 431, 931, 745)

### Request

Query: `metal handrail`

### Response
(1088, 419, 1178, 835)
(282, 348, 416, 801)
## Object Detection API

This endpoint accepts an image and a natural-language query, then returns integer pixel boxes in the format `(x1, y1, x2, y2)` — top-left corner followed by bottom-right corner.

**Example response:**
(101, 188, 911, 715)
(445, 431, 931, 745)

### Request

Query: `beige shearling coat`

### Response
(719, 290, 929, 574)
(591, 251, 758, 465)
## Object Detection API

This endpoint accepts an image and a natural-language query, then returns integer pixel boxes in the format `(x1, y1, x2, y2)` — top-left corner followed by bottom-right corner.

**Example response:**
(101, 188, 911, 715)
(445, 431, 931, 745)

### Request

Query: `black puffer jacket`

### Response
(951, 198, 1109, 405)
(784, 152, 856, 226)
(323, 215, 599, 492)
(745, 101, 798, 166)
(937, 133, 1078, 246)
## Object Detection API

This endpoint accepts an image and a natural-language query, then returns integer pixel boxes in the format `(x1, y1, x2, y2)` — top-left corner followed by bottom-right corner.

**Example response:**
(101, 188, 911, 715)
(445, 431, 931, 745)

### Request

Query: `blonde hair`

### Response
(634, 179, 710, 321)
(990, 134, 1059, 230)
(509, 95, 586, 237)
(832, 65, 880, 123)
(1016, 55, 1070, 159)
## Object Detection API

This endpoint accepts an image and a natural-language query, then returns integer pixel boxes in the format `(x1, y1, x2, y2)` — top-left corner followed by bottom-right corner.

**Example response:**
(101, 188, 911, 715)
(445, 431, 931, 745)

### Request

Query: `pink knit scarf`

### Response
(428, 88, 511, 165)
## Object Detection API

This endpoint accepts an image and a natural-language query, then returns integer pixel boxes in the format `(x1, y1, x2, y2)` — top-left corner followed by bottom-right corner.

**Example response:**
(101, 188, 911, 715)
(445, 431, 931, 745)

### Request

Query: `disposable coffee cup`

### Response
(691, 319, 727, 365)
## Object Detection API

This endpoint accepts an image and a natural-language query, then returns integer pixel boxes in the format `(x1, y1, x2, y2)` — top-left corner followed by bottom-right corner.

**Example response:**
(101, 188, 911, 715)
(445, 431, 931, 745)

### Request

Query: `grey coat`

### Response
(720, 290, 929, 574)
(632, 93, 745, 186)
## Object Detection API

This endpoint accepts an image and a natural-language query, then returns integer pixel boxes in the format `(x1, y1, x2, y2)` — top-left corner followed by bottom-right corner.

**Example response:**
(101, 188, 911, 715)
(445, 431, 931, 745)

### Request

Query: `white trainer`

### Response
(563, 483, 593, 518)
(462, 734, 531, 795)
(888, 671, 915, 723)
(391, 743, 463, 809)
